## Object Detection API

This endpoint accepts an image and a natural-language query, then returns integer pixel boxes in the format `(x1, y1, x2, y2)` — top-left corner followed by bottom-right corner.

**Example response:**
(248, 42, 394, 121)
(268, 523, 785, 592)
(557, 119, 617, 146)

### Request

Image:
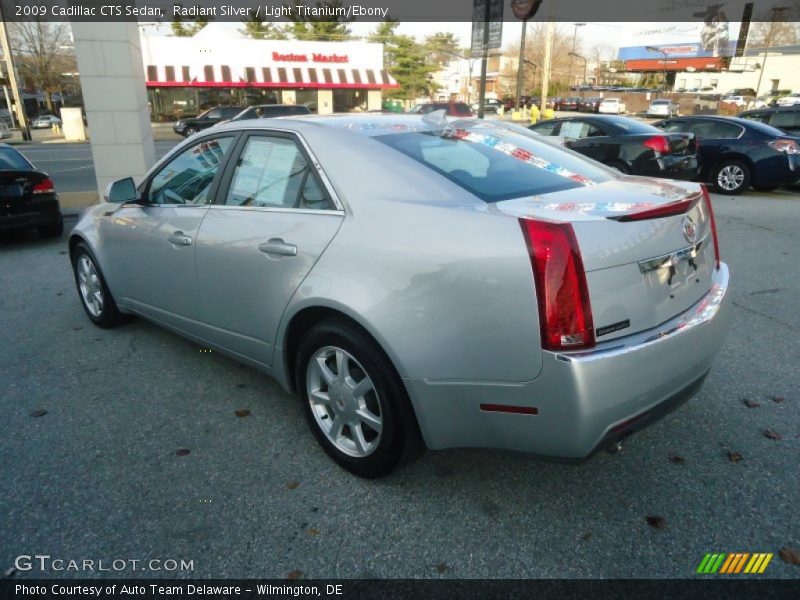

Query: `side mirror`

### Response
(104, 177, 138, 204)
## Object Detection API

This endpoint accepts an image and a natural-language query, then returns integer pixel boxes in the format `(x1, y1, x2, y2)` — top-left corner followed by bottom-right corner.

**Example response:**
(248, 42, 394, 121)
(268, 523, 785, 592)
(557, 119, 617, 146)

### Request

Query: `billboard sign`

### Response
(471, 0, 503, 54)
(624, 57, 724, 71)
(618, 42, 737, 61)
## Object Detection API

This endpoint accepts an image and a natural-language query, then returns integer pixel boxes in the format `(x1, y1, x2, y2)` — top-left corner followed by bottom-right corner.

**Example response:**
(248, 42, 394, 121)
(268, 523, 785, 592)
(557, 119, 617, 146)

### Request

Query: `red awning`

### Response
(146, 64, 398, 89)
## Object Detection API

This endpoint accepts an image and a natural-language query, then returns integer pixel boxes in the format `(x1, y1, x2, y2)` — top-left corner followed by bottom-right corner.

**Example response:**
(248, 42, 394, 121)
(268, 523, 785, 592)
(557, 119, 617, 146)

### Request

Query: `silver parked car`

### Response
(68, 115, 731, 478)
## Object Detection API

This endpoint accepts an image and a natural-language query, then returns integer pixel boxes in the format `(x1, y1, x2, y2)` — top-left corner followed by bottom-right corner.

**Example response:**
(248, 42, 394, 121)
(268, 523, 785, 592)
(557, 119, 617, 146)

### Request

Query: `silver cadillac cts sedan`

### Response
(69, 114, 731, 478)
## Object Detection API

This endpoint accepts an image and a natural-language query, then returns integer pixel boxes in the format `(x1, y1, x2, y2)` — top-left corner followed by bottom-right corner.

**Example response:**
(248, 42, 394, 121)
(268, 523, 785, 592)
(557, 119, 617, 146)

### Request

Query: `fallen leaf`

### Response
(742, 399, 761, 408)
(29, 409, 47, 418)
(778, 547, 800, 565)
(310, 507, 319, 512)
(582, 532, 593, 541)
(287, 570, 303, 580)
(58, 251, 67, 255)
(234, 409, 250, 418)
(287, 481, 299, 490)
(771, 395, 786, 403)
(237, 383, 246, 388)
(727, 451, 743, 463)
(646, 516, 666, 529)
(175, 449, 191, 456)
(306, 528, 320, 537)
(436, 563, 448, 574)
(763, 429, 782, 440)
(668, 454, 685, 464)
(56, 292, 63, 297)
(72, 326, 82, 331)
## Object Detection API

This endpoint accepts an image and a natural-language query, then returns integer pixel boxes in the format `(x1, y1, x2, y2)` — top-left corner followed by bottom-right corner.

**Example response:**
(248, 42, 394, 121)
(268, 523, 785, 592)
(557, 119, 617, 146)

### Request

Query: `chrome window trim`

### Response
(204, 205, 344, 217)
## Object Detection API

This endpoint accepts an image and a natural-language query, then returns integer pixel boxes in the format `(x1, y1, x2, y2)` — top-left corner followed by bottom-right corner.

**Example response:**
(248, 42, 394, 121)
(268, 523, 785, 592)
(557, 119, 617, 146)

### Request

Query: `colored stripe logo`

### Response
(697, 553, 773, 574)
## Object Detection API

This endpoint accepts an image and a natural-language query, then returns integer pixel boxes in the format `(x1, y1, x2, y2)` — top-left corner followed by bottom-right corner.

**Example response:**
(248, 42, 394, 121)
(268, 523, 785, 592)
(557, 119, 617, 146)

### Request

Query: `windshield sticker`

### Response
(452, 129, 595, 186)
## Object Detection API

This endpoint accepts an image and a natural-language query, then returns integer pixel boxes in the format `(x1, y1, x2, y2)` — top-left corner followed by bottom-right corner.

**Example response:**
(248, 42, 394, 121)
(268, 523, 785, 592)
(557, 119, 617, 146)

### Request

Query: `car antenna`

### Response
(422, 109, 455, 138)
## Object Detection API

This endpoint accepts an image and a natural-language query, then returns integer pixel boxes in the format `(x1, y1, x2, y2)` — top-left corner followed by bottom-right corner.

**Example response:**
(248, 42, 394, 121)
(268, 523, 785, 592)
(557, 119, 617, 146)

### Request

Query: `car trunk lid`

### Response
(494, 176, 718, 343)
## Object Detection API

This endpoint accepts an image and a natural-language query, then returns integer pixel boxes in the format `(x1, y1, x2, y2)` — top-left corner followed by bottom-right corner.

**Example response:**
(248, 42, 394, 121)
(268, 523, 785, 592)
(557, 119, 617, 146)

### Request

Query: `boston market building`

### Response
(141, 25, 398, 121)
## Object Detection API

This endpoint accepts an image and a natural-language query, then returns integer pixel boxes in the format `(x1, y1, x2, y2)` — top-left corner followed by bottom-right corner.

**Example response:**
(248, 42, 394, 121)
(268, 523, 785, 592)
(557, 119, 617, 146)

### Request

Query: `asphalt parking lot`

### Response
(0, 190, 798, 579)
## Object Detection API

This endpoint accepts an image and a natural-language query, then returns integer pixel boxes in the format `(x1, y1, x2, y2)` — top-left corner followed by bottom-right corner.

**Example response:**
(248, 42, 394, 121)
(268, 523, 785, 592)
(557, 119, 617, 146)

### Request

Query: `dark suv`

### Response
(739, 106, 800, 136)
(230, 104, 312, 121)
(173, 106, 245, 137)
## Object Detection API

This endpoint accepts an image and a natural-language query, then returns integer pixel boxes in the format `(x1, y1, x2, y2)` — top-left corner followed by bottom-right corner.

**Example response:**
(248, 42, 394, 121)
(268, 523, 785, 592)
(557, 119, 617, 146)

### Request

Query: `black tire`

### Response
(38, 216, 63, 238)
(753, 184, 779, 192)
(183, 127, 197, 137)
(295, 319, 423, 478)
(71, 242, 130, 328)
(712, 159, 751, 195)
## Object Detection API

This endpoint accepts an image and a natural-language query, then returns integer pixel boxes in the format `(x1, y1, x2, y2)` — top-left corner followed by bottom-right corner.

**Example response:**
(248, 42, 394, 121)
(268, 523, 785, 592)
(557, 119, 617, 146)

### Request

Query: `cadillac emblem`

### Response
(682, 215, 698, 244)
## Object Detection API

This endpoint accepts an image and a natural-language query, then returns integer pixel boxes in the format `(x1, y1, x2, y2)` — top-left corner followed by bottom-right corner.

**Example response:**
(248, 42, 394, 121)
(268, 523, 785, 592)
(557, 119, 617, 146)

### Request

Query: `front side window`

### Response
(529, 121, 560, 136)
(148, 137, 233, 205)
(224, 136, 332, 210)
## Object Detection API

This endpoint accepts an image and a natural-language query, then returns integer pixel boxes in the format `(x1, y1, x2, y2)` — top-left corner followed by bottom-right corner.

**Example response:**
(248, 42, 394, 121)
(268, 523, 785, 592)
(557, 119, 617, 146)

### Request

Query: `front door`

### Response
(194, 132, 344, 366)
(100, 135, 236, 332)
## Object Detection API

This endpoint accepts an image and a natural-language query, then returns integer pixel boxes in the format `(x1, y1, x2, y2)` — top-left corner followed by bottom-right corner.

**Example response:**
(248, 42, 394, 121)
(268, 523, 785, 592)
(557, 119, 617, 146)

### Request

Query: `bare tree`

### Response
(748, 21, 799, 50)
(10, 20, 73, 112)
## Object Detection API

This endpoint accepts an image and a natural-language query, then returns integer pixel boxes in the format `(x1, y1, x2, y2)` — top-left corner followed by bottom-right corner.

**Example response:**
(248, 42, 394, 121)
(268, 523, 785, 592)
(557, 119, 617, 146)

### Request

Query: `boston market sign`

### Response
(272, 51, 348, 64)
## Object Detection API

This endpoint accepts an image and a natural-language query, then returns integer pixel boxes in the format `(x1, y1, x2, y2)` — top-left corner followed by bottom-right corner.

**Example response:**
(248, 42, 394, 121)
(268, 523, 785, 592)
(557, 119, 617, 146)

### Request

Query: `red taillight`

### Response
(643, 135, 671, 154)
(32, 178, 55, 194)
(700, 184, 720, 270)
(767, 138, 800, 154)
(519, 218, 595, 351)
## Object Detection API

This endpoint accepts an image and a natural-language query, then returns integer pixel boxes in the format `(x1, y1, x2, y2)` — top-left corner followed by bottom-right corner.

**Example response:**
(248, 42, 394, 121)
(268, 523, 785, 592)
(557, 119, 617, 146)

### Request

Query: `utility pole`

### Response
(567, 23, 585, 90)
(515, 20, 527, 110)
(755, 9, 788, 97)
(477, 3, 490, 118)
(0, 8, 30, 140)
(539, 20, 554, 111)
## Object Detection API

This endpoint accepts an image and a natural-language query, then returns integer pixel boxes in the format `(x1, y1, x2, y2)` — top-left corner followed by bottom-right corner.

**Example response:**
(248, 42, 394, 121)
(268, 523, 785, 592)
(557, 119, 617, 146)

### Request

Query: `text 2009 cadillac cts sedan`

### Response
(68, 115, 730, 478)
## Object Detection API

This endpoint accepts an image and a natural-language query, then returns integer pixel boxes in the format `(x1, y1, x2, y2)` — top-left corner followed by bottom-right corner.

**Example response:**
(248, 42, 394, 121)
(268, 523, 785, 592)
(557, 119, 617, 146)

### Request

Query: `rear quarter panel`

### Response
(279, 126, 544, 383)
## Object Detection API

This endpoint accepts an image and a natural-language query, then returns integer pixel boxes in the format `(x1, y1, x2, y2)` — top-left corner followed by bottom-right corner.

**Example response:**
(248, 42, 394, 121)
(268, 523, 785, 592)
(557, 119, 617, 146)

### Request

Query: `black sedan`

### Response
(579, 97, 603, 113)
(529, 115, 698, 179)
(230, 104, 312, 121)
(0, 144, 63, 238)
(173, 105, 245, 137)
(653, 115, 800, 194)
(555, 97, 581, 111)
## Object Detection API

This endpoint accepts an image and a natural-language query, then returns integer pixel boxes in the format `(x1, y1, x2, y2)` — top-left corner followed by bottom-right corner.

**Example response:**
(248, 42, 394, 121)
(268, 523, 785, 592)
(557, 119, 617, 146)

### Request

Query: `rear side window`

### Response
(529, 121, 559, 135)
(224, 136, 332, 210)
(691, 121, 743, 139)
(0, 147, 32, 170)
(560, 121, 603, 139)
(375, 127, 612, 203)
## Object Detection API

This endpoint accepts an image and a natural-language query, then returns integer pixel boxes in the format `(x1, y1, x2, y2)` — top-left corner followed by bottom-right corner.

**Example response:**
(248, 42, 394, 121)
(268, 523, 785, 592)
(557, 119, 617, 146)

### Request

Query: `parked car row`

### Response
(530, 112, 800, 194)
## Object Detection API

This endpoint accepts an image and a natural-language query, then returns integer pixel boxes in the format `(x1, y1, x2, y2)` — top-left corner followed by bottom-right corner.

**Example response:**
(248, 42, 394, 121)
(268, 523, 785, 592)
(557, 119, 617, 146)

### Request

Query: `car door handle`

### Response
(167, 231, 193, 246)
(258, 239, 297, 257)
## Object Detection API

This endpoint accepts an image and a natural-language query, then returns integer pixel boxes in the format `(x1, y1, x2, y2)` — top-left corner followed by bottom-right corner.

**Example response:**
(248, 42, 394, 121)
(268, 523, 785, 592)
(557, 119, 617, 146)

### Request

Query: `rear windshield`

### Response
(0, 147, 32, 170)
(375, 125, 612, 202)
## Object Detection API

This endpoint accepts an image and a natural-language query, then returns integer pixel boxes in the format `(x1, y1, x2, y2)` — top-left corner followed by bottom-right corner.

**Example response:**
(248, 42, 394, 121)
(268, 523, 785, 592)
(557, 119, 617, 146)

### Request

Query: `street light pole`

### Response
(569, 52, 587, 86)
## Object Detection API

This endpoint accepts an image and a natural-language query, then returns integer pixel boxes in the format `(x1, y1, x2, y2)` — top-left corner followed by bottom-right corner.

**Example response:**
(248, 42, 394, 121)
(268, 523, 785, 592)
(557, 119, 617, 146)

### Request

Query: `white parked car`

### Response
(647, 99, 679, 117)
(598, 98, 626, 114)
(31, 115, 62, 129)
(0, 123, 12, 140)
(776, 92, 800, 107)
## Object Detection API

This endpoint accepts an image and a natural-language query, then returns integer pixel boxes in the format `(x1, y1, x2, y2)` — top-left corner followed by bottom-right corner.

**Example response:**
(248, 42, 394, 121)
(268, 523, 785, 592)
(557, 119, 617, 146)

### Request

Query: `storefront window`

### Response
(333, 89, 368, 113)
(295, 89, 318, 113)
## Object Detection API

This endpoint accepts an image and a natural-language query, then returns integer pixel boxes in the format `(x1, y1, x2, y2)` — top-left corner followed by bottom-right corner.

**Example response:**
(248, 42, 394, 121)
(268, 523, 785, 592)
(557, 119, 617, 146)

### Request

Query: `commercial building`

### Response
(140, 24, 398, 121)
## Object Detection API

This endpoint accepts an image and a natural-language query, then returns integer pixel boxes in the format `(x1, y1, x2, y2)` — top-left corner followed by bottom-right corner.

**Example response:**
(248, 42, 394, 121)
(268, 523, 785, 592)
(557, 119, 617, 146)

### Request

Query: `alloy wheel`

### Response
(717, 164, 745, 191)
(306, 346, 383, 458)
(77, 254, 104, 317)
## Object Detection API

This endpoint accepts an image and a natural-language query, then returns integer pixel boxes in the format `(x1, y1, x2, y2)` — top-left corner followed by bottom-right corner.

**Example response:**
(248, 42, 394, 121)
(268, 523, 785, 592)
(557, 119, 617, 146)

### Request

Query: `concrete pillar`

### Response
(317, 90, 333, 115)
(367, 90, 382, 111)
(70, 22, 155, 199)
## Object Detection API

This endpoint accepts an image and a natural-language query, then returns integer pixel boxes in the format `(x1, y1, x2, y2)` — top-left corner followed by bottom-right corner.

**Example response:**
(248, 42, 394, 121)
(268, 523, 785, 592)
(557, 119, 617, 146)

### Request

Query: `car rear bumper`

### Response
(0, 196, 62, 231)
(404, 262, 730, 460)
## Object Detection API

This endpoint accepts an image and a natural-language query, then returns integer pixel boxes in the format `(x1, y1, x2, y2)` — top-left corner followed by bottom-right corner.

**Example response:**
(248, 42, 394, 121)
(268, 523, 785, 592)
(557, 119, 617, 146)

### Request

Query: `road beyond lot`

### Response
(0, 191, 798, 579)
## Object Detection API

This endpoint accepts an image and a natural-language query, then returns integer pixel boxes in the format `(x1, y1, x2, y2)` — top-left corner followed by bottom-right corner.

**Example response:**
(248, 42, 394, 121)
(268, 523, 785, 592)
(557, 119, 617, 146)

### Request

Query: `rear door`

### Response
(100, 134, 237, 331)
(194, 131, 344, 366)
(559, 119, 612, 162)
